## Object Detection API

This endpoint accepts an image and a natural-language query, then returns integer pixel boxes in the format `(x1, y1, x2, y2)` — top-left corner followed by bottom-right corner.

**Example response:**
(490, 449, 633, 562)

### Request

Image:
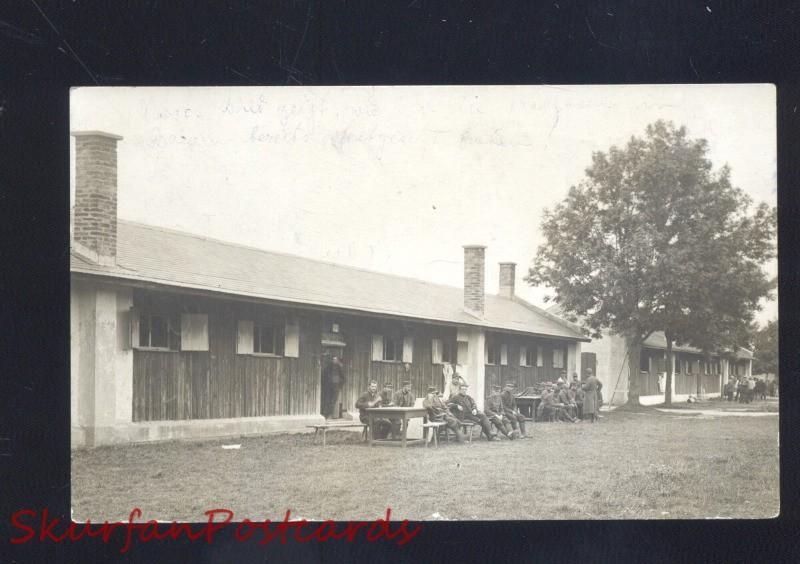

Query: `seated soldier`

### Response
(389, 380, 415, 438)
(355, 380, 391, 439)
(447, 383, 497, 441)
(557, 381, 578, 420)
(423, 385, 466, 442)
(501, 380, 529, 439)
(484, 384, 514, 439)
(538, 385, 556, 421)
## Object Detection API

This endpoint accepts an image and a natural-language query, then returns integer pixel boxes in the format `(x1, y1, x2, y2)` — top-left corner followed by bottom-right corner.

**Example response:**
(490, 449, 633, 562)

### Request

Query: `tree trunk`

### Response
(665, 339, 674, 407)
(626, 337, 643, 406)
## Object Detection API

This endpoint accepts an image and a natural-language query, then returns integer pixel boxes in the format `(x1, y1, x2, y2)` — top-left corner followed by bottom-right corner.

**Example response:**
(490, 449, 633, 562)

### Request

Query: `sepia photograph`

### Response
(69, 84, 778, 522)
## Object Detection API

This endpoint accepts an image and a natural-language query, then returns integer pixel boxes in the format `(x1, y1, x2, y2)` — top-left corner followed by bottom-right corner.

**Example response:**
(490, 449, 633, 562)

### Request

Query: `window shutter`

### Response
(485, 341, 489, 362)
(129, 308, 140, 349)
(371, 334, 383, 361)
(457, 341, 469, 365)
(180, 314, 209, 351)
(284, 321, 300, 358)
(237, 320, 254, 354)
(519, 345, 527, 366)
(402, 336, 413, 363)
(431, 338, 443, 364)
(536, 346, 543, 367)
(500, 344, 508, 366)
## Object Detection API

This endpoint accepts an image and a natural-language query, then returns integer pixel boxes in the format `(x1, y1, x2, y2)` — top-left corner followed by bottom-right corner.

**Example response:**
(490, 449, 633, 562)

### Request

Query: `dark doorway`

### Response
(581, 352, 597, 377)
(321, 345, 346, 419)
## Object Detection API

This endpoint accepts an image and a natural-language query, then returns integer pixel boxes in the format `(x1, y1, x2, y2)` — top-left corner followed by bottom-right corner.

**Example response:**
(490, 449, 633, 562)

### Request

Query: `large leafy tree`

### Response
(527, 121, 776, 405)
(752, 319, 779, 375)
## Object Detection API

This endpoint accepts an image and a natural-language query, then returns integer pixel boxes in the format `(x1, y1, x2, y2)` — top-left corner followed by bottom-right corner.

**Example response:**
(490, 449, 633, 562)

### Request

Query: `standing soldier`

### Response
(485, 384, 514, 439)
(423, 385, 466, 443)
(448, 383, 497, 441)
(321, 355, 345, 419)
(581, 367, 600, 422)
(355, 380, 391, 439)
(501, 381, 529, 438)
(447, 371, 467, 399)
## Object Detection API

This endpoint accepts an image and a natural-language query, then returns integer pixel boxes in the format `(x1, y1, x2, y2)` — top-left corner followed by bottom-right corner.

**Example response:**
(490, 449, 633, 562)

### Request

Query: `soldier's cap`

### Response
(491, 384, 502, 391)
(401, 380, 411, 386)
(426, 385, 438, 392)
(383, 382, 393, 388)
(504, 380, 516, 387)
(452, 373, 461, 379)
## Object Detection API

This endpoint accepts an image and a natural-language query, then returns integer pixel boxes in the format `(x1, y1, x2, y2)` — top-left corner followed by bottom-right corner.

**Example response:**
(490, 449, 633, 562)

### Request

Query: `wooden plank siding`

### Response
(484, 332, 568, 392)
(132, 289, 580, 421)
(132, 290, 321, 422)
(636, 348, 723, 396)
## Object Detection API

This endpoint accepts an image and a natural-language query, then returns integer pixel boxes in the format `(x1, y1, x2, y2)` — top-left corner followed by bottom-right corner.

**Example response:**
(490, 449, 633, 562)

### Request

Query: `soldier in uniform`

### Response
(557, 381, 578, 420)
(484, 384, 514, 439)
(355, 380, 391, 439)
(447, 383, 497, 441)
(446, 372, 467, 399)
(501, 381, 529, 438)
(393, 380, 415, 407)
(388, 380, 415, 438)
(422, 385, 466, 442)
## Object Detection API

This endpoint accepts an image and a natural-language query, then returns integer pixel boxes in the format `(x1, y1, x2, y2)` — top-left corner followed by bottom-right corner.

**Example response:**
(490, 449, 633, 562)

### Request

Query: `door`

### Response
(581, 352, 597, 378)
(321, 344, 346, 418)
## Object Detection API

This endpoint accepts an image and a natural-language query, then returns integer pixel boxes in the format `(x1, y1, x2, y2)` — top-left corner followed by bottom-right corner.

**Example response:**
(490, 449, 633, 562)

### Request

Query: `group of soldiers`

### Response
(355, 366, 604, 443)
(723, 376, 775, 403)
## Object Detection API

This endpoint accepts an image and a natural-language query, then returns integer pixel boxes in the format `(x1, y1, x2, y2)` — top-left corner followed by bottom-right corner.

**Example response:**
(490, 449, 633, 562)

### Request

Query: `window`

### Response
(254, 323, 284, 355)
(372, 333, 411, 362)
(640, 352, 650, 372)
(383, 336, 403, 361)
(520, 345, 536, 367)
(552, 348, 564, 369)
(432, 339, 455, 364)
(486, 343, 500, 365)
(138, 312, 180, 350)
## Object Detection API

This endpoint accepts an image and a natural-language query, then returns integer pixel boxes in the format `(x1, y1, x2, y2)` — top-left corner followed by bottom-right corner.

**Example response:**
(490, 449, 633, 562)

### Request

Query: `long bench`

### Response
(307, 422, 367, 446)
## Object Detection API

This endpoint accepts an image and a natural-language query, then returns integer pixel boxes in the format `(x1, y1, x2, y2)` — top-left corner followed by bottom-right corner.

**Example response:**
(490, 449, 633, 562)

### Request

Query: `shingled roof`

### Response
(71, 220, 587, 341)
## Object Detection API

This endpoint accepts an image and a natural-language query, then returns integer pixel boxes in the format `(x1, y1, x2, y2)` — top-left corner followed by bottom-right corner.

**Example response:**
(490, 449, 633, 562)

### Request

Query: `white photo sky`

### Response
(70, 85, 777, 325)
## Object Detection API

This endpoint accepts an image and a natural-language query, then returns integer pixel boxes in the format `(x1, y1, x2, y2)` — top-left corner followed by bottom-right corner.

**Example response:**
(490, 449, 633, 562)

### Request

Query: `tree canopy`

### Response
(752, 320, 778, 375)
(527, 121, 776, 403)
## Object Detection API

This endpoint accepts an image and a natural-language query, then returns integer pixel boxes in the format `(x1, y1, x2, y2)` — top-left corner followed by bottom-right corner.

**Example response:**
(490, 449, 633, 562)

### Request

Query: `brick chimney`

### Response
(463, 245, 486, 317)
(72, 131, 123, 266)
(498, 262, 516, 299)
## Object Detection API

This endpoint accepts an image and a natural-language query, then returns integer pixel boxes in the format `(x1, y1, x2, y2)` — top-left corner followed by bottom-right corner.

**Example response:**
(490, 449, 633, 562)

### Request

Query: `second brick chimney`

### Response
(498, 262, 516, 299)
(72, 130, 123, 266)
(463, 245, 486, 317)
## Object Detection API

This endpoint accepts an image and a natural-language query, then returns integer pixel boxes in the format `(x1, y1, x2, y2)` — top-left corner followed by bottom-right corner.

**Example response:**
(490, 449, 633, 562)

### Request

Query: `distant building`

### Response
(70, 131, 588, 448)
(547, 306, 754, 405)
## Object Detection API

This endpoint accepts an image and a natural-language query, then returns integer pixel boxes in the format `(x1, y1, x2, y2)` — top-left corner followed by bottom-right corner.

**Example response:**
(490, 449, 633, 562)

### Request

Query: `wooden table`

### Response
(514, 395, 542, 420)
(365, 406, 429, 447)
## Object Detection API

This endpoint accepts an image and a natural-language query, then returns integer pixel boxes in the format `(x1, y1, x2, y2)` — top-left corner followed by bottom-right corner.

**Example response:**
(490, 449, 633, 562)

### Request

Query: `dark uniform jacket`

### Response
(557, 388, 574, 405)
(448, 393, 479, 419)
(355, 390, 382, 419)
(423, 394, 451, 420)
(500, 389, 518, 414)
(484, 393, 504, 417)
(393, 389, 416, 407)
(379, 389, 395, 406)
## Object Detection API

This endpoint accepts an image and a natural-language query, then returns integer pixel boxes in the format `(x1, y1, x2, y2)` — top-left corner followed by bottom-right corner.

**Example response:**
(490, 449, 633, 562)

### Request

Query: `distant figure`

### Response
(768, 379, 777, 397)
(746, 377, 756, 403)
(723, 379, 735, 401)
(582, 367, 600, 422)
(423, 385, 466, 443)
(389, 380, 415, 438)
(502, 380, 529, 438)
(484, 384, 514, 439)
(755, 378, 767, 400)
(447, 372, 467, 399)
(321, 355, 345, 419)
(657, 373, 666, 394)
(442, 362, 454, 393)
(356, 380, 391, 439)
(447, 383, 497, 441)
(569, 381, 584, 419)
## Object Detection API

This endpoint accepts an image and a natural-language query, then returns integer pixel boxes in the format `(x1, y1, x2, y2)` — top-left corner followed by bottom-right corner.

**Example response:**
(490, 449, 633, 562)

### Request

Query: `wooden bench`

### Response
(307, 422, 367, 447)
(458, 421, 477, 443)
(422, 421, 447, 448)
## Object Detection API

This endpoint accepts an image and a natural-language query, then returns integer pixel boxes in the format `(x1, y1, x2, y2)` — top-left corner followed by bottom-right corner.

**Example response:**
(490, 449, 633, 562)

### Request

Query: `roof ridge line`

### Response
(511, 295, 587, 338)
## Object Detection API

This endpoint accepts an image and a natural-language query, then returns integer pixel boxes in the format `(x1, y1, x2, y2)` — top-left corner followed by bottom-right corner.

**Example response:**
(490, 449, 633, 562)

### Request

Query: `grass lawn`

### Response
(72, 401, 779, 521)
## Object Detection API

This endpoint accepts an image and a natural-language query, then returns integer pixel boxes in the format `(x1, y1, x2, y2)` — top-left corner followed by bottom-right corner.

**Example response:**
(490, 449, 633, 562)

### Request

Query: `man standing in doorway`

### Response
(322, 355, 345, 419)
